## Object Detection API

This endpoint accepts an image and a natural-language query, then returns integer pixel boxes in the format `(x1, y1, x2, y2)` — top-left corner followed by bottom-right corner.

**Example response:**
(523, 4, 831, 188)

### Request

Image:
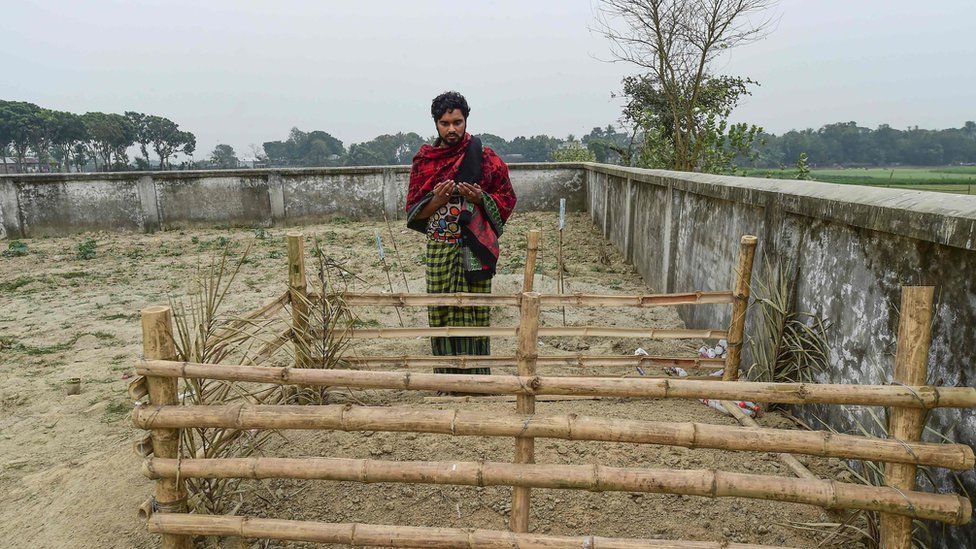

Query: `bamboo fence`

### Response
(136, 359, 976, 408)
(141, 456, 971, 524)
(132, 403, 974, 470)
(127, 229, 974, 549)
(147, 514, 788, 549)
(333, 354, 727, 370)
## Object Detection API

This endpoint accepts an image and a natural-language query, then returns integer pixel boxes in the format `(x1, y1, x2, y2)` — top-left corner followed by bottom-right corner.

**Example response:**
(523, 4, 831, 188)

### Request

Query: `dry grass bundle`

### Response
(282, 236, 356, 404)
(168, 245, 287, 517)
(801, 404, 971, 548)
(746, 259, 830, 385)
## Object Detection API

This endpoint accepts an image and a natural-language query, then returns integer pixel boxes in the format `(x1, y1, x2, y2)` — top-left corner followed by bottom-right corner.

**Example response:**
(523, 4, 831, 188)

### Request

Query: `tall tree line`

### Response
(0, 100, 195, 173)
(747, 122, 976, 168)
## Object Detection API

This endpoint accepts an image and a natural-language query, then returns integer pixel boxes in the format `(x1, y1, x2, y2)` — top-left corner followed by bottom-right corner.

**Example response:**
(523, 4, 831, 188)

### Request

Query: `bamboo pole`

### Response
(558, 197, 567, 325)
(326, 291, 734, 308)
(137, 360, 976, 408)
(337, 326, 727, 340)
(335, 354, 726, 369)
(523, 229, 540, 291)
(374, 230, 403, 326)
(880, 286, 935, 549)
(148, 513, 787, 549)
(142, 457, 972, 524)
(724, 235, 758, 381)
(133, 404, 975, 470)
(720, 401, 818, 479)
(512, 292, 540, 532)
(139, 306, 191, 549)
(287, 232, 310, 368)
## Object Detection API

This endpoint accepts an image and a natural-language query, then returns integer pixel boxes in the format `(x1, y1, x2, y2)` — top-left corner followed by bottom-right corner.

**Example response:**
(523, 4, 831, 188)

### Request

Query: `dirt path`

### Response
(0, 212, 851, 548)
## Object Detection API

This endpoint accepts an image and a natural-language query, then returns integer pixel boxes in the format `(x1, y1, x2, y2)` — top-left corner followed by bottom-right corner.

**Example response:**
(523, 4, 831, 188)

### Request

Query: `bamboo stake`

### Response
(382, 209, 410, 293)
(137, 360, 976, 408)
(142, 457, 972, 524)
(720, 401, 818, 479)
(724, 235, 758, 381)
(287, 232, 310, 368)
(148, 513, 787, 549)
(327, 291, 734, 308)
(139, 306, 191, 549)
(523, 229, 540, 291)
(336, 354, 726, 369)
(512, 292, 540, 532)
(880, 286, 935, 549)
(133, 404, 976, 470)
(337, 326, 727, 340)
(374, 230, 404, 327)
(558, 197, 567, 325)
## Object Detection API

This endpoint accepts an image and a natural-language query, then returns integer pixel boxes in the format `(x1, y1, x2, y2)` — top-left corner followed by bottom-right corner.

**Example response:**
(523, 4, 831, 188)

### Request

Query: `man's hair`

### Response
(431, 91, 470, 120)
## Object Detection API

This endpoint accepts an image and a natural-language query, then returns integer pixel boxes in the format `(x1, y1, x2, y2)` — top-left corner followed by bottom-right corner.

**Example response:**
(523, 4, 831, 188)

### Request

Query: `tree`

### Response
(477, 133, 509, 155)
(1, 101, 43, 170)
(262, 127, 345, 167)
(595, 0, 777, 172)
(345, 132, 426, 166)
(125, 111, 153, 167)
(144, 115, 195, 169)
(49, 111, 86, 172)
(82, 112, 136, 171)
(210, 144, 239, 169)
(509, 135, 562, 162)
(552, 143, 597, 162)
(795, 152, 810, 180)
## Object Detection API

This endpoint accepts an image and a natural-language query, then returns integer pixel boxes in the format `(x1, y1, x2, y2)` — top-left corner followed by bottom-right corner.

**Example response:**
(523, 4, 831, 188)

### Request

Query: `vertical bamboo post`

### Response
(522, 230, 541, 292)
(141, 306, 192, 549)
(879, 286, 934, 549)
(723, 235, 758, 381)
(287, 232, 310, 368)
(511, 291, 541, 533)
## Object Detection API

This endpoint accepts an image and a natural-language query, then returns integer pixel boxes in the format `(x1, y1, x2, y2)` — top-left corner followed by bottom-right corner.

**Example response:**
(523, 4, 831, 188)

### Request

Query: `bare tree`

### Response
(595, 0, 778, 171)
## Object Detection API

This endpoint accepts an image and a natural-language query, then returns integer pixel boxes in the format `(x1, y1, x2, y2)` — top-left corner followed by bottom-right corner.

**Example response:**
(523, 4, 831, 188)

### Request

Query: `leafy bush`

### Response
(77, 238, 97, 260)
(2, 240, 28, 258)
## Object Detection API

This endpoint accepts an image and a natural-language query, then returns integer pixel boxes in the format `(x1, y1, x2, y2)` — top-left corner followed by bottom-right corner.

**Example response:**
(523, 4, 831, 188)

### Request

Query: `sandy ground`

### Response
(0, 212, 855, 548)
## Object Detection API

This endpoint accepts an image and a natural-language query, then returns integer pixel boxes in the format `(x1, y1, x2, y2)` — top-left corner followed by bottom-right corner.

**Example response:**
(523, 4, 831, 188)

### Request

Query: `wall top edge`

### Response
(0, 162, 587, 183)
(584, 163, 976, 252)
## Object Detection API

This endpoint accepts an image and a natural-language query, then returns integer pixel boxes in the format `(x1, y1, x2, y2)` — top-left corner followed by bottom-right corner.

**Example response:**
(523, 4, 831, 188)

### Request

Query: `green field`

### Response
(741, 166, 976, 195)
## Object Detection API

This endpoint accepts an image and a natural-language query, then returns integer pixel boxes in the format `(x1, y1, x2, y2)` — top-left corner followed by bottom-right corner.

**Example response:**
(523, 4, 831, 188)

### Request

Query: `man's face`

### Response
(436, 109, 466, 145)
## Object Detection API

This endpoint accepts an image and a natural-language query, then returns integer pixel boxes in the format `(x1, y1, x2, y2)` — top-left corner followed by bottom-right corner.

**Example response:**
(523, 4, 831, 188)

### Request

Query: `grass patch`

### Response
(60, 271, 90, 279)
(2, 240, 29, 258)
(102, 399, 132, 423)
(6, 331, 120, 356)
(99, 312, 130, 321)
(0, 276, 39, 292)
(76, 238, 97, 260)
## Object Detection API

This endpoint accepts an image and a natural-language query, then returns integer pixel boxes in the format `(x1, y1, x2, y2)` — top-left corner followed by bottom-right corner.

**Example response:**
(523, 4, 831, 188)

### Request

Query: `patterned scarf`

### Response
(406, 133, 517, 222)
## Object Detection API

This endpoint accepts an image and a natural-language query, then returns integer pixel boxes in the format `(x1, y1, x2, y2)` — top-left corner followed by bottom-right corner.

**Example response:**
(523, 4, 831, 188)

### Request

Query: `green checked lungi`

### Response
(426, 240, 492, 374)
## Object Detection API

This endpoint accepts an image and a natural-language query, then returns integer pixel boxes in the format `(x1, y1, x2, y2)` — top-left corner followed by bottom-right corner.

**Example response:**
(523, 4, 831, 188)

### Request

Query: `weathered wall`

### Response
(586, 164, 976, 548)
(0, 163, 586, 238)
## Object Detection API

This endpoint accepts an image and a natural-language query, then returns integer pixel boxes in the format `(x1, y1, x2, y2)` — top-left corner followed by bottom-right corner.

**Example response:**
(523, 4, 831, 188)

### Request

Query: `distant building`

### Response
(0, 157, 53, 174)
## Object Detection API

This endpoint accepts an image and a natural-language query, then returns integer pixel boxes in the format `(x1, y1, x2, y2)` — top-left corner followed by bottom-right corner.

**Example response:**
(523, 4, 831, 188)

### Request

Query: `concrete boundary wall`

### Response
(0, 163, 586, 239)
(585, 163, 976, 548)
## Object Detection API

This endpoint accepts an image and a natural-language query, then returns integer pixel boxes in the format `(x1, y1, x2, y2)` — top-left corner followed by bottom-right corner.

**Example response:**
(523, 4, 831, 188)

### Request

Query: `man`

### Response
(406, 91, 517, 374)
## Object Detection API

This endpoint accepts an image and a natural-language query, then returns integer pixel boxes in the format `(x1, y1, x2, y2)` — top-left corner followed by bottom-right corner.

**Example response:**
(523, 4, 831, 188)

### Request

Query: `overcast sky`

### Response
(3, 0, 974, 158)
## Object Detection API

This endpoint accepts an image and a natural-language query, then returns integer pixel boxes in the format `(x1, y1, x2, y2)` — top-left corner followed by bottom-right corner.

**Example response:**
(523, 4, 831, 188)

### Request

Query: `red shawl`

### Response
(406, 133, 517, 221)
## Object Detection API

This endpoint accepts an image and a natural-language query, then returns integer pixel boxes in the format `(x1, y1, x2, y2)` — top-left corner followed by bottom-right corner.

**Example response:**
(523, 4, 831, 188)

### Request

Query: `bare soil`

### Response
(0, 212, 854, 548)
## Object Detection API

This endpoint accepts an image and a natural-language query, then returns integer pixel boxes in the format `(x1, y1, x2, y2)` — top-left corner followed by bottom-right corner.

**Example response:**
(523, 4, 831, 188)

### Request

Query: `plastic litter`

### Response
(664, 364, 761, 417)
